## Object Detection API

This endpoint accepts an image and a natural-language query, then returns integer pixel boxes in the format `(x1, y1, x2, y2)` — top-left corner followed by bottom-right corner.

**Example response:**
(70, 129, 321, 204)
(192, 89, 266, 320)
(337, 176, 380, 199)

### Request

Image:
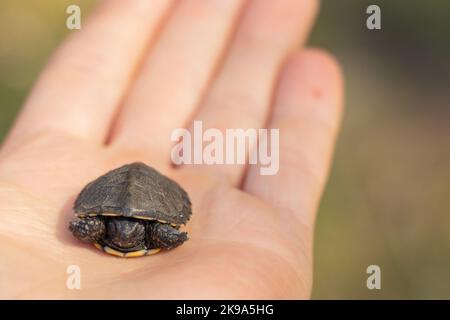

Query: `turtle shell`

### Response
(73, 162, 191, 225)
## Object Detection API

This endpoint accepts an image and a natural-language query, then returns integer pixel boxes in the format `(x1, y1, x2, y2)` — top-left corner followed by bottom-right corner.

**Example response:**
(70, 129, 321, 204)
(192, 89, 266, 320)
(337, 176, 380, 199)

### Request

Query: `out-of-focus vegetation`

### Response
(311, 0, 450, 299)
(0, 0, 449, 299)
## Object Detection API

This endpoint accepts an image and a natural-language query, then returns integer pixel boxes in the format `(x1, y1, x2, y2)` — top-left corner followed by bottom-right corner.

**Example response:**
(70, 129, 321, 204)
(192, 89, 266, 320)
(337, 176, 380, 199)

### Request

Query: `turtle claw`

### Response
(69, 216, 105, 243)
(148, 222, 188, 250)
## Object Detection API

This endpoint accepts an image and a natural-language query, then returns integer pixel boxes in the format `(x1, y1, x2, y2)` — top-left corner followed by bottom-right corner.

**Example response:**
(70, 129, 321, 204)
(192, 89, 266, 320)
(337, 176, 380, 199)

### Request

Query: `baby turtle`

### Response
(69, 162, 191, 257)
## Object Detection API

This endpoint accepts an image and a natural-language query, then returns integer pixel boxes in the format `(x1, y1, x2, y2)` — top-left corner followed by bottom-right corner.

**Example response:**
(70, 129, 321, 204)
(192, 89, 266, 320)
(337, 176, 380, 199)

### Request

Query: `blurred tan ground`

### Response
(0, 0, 449, 299)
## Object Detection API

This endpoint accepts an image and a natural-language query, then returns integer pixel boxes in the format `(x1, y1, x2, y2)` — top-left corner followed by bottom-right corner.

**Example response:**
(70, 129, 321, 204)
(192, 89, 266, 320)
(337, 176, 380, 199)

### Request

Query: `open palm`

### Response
(0, 0, 342, 299)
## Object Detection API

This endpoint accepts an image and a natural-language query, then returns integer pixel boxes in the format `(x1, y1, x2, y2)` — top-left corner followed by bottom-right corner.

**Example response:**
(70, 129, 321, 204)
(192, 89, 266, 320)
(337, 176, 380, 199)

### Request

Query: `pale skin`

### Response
(0, 0, 343, 299)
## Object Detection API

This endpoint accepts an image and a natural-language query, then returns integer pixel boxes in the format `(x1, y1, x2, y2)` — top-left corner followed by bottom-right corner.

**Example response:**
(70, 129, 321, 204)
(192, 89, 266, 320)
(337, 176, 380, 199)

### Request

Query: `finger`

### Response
(183, 0, 319, 185)
(243, 49, 344, 228)
(110, 0, 245, 156)
(4, 0, 174, 150)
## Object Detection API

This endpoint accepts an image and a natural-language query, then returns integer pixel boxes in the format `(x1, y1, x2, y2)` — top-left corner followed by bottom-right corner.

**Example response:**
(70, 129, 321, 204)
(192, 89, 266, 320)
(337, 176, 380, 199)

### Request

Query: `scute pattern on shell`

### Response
(73, 162, 192, 225)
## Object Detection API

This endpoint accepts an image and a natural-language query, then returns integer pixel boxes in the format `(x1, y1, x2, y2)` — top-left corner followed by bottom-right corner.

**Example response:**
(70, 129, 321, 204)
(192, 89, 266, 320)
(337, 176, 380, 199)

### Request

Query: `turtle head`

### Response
(69, 216, 106, 243)
(105, 218, 146, 249)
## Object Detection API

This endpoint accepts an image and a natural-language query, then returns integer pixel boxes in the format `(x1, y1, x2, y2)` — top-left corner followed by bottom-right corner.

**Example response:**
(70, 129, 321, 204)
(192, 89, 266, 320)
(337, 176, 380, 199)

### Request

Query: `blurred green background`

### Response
(1, 1, 449, 299)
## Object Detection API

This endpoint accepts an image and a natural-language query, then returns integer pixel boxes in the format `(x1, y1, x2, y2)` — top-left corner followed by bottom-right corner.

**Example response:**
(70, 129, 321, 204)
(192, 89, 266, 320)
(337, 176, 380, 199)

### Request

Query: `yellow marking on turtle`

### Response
(93, 242, 161, 258)
(76, 213, 99, 217)
(123, 250, 147, 257)
(145, 248, 161, 256)
(103, 246, 125, 257)
(158, 219, 171, 224)
(78, 213, 181, 227)
(125, 248, 161, 257)
(133, 216, 177, 226)
(133, 215, 157, 221)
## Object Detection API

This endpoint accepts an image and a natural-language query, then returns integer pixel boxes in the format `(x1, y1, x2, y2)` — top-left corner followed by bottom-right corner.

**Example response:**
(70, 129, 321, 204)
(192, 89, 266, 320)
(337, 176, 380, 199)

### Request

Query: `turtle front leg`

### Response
(69, 216, 105, 243)
(148, 222, 188, 249)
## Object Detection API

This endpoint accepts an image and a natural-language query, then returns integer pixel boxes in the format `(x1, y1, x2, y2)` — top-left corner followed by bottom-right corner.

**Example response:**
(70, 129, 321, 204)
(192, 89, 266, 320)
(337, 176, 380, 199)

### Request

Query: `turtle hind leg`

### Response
(148, 222, 188, 250)
(69, 216, 105, 243)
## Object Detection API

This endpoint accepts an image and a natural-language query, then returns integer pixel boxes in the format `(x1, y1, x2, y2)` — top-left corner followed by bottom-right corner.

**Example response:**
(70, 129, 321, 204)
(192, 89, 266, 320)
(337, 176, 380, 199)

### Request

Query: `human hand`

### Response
(0, 0, 343, 299)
